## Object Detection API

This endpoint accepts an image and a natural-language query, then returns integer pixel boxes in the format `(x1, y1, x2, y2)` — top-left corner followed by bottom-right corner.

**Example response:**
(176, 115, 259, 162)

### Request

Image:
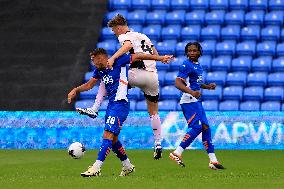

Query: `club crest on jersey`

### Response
(102, 75, 114, 84)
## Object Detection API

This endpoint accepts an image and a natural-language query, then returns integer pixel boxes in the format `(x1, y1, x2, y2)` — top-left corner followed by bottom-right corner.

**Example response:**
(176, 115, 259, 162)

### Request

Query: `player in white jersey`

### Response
(77, 14, 170, 160)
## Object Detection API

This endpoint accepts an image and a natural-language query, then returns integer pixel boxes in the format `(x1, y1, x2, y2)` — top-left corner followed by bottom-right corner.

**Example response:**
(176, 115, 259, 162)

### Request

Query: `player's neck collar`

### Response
(125, 30, 131, 34)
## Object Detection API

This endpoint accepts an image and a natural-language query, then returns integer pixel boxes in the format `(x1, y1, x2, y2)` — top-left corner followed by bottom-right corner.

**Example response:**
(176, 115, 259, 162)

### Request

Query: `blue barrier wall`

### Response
(0, 111, 283, 149)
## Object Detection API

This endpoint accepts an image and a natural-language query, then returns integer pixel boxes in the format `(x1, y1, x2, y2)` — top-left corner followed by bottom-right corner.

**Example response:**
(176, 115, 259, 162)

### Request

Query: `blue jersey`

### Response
(177, 59, 204, 104)
(92, 54, 131, 103)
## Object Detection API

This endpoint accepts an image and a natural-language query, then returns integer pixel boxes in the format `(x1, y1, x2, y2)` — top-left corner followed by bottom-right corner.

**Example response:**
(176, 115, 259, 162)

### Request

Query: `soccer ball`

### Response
(68, 142, 86, 159)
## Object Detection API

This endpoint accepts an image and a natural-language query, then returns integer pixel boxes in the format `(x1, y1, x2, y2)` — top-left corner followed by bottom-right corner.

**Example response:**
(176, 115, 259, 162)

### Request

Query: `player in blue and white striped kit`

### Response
(68, 48, 173, 177)
(169, 42, 225, 170)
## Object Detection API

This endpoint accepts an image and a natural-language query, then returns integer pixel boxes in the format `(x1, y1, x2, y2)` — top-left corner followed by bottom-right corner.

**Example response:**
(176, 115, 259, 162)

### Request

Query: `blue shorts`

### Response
(104, 100, 130, 136)
(180, 101, 209, 129)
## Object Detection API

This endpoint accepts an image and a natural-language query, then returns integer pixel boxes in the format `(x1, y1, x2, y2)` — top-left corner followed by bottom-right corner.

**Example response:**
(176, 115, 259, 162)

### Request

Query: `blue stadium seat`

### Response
(170, 56, 186, 71)
(225, 11, 245, 25)
(158, 100, 177, 111)
(185, 11, 205, 25)
(132, 0, 151, 10)
(84, 71, 93, 82)
(105, 11, 128, 25)
(211, 56, 231, 71)
(230, 0, 248, 10)
(199, 55, 212, 71)
(226, 72, 247, 86)
(251, 56, 272, 72)
(128, 24, 142, 32)
(161, 25, 181, 40)
(256, 41, 276, 56)
(221, 25, 241, 40)
(282, 28, 284, 41)
(171, 0, 190, 10)
(181, 26, 201, 40)
(158, 71, 166, 86)
(245, 11, 265, 25)
(136, 100, 147, 111)
(166, 11, 185, 25)
(202, 100, 219, 111)
(200, 40, 216, 55)
(202, 86, 222, 100)
(236, 41, 256, 56)
(151, 0, 170, 10)
(201, 25, 221, 40)
(261, 26, 280, 41)
(205, 10, 225, 25)
(223, 86, 243, 100)
(241, 25, 260, 40)
(101, 27, 115, 40)
(247, 72, 267, 86)
(272, 57, 284, 72)
(146, 11, 166, 25)
(268, 72, 284, 86)
(128, 88, 140, 100)
(112, 0, 131, 10)
(97, 40, 117, 55)
(142, 25, 161, 41)
(249, 0, 268, 10)
(209, 0, 228, 10)
(276, 43, 284, 56)
(264, 87, 284, 101)
(80, 86, 99, 99)
(175, 41, 190, 56)
(164, 71, 178, 85)
(156, 61, 170, 71)
(156, 41, 176, 55)
(206, 71, 227, 86)
(127, 11, 146, 25)
(219, 100, 239, 111)
(261, 101, 281, 111)
(215, 41, 236, 55)
(190, 0, 209, 10)
(269, 0, 284, 10)
(129, 100, 136, 111)
(264, 11, 284, 25)
(231, 56, 252, 72)
(240, 101, 260, 111)
(75, 100, 94, 110)
(243, 86, 264, 100)
(161, 86, 181, 100)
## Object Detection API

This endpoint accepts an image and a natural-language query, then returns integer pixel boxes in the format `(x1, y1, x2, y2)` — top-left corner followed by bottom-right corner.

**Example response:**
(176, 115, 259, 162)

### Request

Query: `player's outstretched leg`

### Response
(202, 125, 225, 170)
(112, 139, 135, 176)
(81, 137, 112, 177)
(150, 113, 163, 160)
(169, 126, 202, 167)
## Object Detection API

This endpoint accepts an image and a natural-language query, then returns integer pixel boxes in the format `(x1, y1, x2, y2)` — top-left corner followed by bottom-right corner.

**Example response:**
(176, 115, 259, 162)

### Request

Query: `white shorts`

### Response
(128, 68, 159, 97)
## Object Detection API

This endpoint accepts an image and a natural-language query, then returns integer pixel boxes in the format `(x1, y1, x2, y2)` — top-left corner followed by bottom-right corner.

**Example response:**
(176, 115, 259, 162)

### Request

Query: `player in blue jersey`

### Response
(169, 42, 225, 170)
(67, 48, 173, 177)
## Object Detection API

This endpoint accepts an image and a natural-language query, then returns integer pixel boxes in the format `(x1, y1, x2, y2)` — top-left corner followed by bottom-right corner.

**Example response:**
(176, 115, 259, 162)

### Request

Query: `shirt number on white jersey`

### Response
(106, 116, 116, 125)
(141, 40, 153, 54)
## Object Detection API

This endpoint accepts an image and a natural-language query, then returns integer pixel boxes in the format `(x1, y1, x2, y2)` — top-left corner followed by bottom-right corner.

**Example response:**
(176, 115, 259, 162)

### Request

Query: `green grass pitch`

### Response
(0, 150, 283, 189)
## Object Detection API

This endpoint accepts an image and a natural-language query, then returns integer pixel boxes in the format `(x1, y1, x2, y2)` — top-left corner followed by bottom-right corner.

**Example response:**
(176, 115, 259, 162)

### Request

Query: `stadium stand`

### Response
(75, 0, 284, 111)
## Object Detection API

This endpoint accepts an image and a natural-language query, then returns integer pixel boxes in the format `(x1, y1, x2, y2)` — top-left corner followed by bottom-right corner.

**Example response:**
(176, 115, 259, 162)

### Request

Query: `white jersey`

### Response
(118, 31, 157, 72)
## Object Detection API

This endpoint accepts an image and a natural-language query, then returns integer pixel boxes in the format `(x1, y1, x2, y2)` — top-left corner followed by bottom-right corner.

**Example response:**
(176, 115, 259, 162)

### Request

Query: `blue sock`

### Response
(179, 125, 202, 149)
(202, 127, 214, 153)
(97, 139, 112, 162)
(112, 140, 128, 161)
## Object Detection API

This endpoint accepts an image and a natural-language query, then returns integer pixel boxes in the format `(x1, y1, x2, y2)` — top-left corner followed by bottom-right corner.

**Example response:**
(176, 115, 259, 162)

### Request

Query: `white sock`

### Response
(122, 158, 132, 168)
(174, 146, 184, 156)
(91, 82, 107, 112)
(208, 153, 218, 163)
(93, 160, 103, 168)
(150, 114, 162, 144)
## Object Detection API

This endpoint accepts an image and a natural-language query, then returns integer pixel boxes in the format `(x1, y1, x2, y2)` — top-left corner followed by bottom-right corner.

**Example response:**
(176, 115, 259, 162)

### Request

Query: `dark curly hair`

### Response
(184, 42, 203, 58)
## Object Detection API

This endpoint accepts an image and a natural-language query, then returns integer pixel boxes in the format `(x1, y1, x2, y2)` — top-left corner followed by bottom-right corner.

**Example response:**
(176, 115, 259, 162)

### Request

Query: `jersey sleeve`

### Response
(118, 34, 132, 46)
(177, 62, 191, 81)
(114, 54, 131, 67)
(92, 68, 100, 79)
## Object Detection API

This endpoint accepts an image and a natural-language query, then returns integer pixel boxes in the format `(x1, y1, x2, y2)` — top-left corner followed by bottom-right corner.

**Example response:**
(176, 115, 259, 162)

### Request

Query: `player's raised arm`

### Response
(132, 53, 174, 64)
(67, 78, 98, 103)
(108, 41, 132, 68)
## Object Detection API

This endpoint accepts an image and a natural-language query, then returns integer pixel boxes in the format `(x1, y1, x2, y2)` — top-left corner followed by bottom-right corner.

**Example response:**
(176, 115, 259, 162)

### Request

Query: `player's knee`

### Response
(144, 93, 159, 103)
(103, 130, 114, 140)
(202, 124, 209, 130)
(112, 135, 118, 144)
